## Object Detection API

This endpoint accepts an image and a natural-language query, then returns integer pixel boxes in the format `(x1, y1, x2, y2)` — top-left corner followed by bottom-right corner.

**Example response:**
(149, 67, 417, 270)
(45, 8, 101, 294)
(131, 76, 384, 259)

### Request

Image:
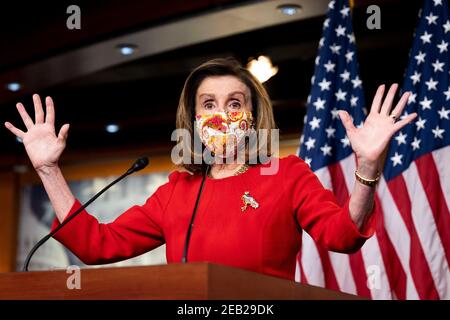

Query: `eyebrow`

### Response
(198, 91, 248, 101)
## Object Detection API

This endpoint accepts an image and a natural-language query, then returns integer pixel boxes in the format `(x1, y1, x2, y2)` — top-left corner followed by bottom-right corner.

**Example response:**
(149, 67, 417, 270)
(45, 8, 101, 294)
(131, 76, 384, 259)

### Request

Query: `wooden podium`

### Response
(0, 262, 364, 300)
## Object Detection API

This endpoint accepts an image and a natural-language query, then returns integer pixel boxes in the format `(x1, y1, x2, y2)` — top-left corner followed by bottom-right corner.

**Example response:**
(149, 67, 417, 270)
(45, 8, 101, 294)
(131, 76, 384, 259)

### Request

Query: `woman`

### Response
(5, 58, 416, 280)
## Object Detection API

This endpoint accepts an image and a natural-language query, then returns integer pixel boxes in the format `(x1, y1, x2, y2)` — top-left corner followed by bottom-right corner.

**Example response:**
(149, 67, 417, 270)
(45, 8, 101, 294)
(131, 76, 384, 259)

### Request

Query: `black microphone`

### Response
(181, 164, 210, 263)
(126, 157, 149, 175)
(22, 156, 149, 272)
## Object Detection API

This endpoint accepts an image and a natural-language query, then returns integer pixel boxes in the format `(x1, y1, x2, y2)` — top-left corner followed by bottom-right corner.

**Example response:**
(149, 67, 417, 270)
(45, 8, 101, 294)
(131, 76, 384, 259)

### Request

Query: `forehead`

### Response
(196, 75, 250, 98)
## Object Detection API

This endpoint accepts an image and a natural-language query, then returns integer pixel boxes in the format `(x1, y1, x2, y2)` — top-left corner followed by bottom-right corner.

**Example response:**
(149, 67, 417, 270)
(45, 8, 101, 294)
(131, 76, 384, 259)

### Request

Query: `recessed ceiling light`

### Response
(6, 82, 21, 92)
(117, 44, 137, 56)
(106, 124, 120, 133)
(277, 4, 302, 16)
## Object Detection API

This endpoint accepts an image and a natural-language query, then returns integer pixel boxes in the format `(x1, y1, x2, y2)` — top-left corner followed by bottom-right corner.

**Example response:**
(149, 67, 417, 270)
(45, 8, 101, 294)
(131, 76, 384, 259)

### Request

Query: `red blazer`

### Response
(51, 155, 375, 281)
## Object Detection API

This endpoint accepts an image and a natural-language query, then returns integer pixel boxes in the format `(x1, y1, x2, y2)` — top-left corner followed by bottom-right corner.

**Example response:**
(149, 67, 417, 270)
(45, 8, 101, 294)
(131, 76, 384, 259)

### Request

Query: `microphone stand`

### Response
(181, 164, 210, 263)
(22, 157, 148, 272)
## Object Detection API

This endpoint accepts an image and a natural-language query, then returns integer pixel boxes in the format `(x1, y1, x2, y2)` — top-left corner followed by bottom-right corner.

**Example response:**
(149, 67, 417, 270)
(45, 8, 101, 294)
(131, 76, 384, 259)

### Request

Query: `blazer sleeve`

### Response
(50, 171, 180, 265)
(283, 155, 376, 253)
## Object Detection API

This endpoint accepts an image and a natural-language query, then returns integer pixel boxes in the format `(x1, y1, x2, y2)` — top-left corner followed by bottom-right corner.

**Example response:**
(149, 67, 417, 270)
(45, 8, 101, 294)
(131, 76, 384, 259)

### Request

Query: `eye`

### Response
(203, 100, 215, 109)
(229, 100, 241, 109)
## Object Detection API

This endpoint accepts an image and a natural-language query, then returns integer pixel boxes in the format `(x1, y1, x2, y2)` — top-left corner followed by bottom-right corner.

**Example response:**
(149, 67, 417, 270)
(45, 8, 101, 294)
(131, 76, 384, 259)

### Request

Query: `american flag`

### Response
(296, 0, 450, 299)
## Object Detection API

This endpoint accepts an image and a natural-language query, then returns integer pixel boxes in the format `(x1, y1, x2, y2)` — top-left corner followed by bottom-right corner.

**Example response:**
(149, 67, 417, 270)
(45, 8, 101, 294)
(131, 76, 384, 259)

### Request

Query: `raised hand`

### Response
(338, 84, 417, 176)
(4, 94, 70, 172)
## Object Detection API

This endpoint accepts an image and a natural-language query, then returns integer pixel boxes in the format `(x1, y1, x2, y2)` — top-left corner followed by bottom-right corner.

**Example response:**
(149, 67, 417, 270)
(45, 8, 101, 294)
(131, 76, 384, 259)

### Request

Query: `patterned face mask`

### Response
(195, 111, 254, 158)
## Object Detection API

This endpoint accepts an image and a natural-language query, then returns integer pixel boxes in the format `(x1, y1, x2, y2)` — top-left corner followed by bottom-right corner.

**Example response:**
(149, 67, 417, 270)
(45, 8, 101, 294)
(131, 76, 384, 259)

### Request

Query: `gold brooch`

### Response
(241, 191, 259, 212)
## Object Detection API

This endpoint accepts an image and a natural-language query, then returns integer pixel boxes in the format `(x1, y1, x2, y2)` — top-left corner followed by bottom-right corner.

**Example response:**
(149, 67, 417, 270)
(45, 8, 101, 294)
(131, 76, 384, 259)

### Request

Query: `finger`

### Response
(380, 83, 399, 115)
(16, 103, 34, 129)
(393, 113, 418, 131)
(370, 84, 386, 114)
(57, 124, 70, 141)
(4, 122, 25, 138)
(338, 110, 356, 133)
(390, 91, 411, 118)
(33, 94, 45, 124)
(45, 96, 55, 125)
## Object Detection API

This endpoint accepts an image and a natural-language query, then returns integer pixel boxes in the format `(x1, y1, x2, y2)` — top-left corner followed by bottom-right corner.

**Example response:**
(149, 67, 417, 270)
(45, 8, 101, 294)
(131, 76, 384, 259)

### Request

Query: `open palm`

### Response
(339, 84, 417, 166)
(4, 94, 69, 171)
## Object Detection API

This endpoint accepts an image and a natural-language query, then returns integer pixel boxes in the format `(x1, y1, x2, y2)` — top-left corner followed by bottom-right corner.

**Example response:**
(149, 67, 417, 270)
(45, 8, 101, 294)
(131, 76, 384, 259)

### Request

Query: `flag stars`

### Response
(411, 137, 421, 151)
(444, 86, 450, 100)
(408, 93, 417, 104)
(437, 40, 448, 53)
(320, 144, 332, 156)
(304, 137, 316, 150)
(319, 37, 325, 48)
(325, 126, 336, 138)
(432, 59, 444, 72)
(318, 78, 332, 91)
(443, 20, 450, 33)
(420, 31, 433, 44)
(433, 0, 442, 5)
(415, 51, 426, 64)
(390, 152, 403, 166)
(300, 0, 379, 168)
(415, 117, 427, 130)
(340, 6, 350, 17)
(410, 71, 421, 84)
(313, 97, 326, 111)
(425, 13, 438, 25)
(329, 43, 342, 54)
(419, 96, 433, 110)
(309, 116, 321, 130)
(432, 125, 445, 139)
(335, 89, 347, 101)
(425, 77, 438, 90)
(351, 76, 362, 88)
(438, 106, 450, 120)
(345, 50, 354, 63)
(341, 136, 350, 147)
(347, 33, 355, 43)
(304, 157, 312, 167)
(395, 132, 407, 145)
(340, 70, 351, 82)
(331, 108, 340, 119)
(335, 25, 346, 37)
(324, 60, 336, 72)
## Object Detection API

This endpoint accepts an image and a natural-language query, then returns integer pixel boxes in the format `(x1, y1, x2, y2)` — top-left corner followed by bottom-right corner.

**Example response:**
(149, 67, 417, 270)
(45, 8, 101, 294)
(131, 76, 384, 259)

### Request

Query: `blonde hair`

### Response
(175, 57, 277, 174)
